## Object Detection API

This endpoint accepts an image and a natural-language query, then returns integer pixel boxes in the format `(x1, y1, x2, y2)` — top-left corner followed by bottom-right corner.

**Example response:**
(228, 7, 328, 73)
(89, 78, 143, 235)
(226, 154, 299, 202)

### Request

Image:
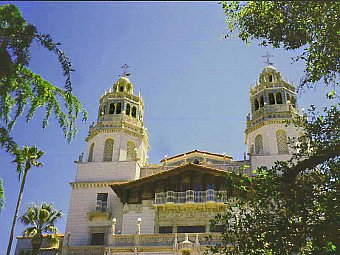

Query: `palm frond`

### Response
(0, 179, 5, 210)
(19, 202, 62, 251)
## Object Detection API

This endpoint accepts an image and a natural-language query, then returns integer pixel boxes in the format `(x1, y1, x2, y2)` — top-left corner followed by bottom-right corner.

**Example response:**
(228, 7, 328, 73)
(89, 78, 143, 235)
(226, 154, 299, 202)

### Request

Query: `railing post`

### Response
(134, 234, 141, 246)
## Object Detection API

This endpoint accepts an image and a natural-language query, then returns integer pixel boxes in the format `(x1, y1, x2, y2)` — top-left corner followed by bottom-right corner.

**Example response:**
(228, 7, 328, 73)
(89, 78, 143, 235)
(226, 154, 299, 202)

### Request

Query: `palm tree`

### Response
(20, 203, 62, 255)
(6, 146, 44, 255)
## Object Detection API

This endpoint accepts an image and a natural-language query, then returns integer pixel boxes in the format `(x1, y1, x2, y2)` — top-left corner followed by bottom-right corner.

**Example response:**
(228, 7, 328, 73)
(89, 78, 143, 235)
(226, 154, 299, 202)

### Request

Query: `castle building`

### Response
(15, 65, 301, 255)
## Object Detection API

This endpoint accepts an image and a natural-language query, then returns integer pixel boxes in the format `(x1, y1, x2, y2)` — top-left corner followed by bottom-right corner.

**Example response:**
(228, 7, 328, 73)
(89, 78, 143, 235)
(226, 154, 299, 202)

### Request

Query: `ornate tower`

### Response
(86, 75, 149, 170)
(245, 65, 301, 170)
(63, 72, 150, 249)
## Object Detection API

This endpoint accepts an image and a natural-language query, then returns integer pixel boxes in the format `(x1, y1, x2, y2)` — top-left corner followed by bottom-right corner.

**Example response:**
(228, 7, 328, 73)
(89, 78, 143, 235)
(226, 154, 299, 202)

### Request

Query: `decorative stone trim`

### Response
(70, 181, 127, 189)
(245, 119, 290, 135)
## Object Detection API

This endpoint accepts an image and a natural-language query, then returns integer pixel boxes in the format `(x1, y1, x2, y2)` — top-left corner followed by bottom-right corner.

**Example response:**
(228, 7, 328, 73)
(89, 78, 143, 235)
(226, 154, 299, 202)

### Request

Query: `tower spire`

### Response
(262, 52, 274, 66)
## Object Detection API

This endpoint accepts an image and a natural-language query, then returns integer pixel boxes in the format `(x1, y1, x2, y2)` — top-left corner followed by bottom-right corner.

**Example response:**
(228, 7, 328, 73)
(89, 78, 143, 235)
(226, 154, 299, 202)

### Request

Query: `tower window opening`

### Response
(269, 74, 273, 82)
(276, 130, 289, 154)
(119, 86, 124, 92)
(254, 99, 259, 111)
(103, 138, 114, 161)
(109, 103, 115, 114)
(276, 92, 283, 104)
(88, 143, 94, 162)
(126, 104, 131, 115)
(103, 105, 107, 115)
(131, 106, 137, 118)
(268, 93, 275, 105)
(259, 96, 264, 108)
(286, 93, 291, 102)
(255, 134, 263, 155)
(116, 102, 122, 114)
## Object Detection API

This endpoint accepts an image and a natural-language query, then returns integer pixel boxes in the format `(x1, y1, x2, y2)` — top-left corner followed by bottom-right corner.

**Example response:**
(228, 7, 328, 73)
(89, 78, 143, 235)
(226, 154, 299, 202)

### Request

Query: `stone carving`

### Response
(78, 152, 84, 162)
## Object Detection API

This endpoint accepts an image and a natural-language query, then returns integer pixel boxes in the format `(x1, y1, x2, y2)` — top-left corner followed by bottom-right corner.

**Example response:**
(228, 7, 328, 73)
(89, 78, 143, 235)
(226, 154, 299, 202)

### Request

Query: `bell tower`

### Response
(85, 72, 150, 174)
(64, 67, 150, 249)
(245, 64, 301, 170)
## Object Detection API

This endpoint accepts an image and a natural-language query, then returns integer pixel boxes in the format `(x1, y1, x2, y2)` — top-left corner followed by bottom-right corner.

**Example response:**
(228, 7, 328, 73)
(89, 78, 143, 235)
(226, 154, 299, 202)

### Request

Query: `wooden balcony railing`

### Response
(154, 189, 228, 205)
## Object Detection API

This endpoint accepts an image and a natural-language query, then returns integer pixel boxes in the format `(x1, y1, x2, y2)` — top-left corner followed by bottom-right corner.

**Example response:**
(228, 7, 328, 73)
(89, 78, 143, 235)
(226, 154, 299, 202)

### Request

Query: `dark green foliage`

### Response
(210, 105, 340, 255)
(221, 1, 340, 90)
(0, 4, 87, 142)
(284, 104, 340, 182)
(0, 126, 18, 154)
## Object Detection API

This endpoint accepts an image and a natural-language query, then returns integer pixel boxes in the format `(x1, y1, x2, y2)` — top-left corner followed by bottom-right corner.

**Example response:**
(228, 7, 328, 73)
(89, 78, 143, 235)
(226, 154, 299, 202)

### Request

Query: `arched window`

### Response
(131, 106, 137, 118)
(126, 104, 131, 115)
(103, 139, 114, 161)
(88, 143, 94, 162)
(103, 105, 107, 114)
(127, 141, 136, 161)
(268, 74, 273, 82)
(116, 102, 122, 114)
(255, 134, 263, 155)
(286, 93, 291, 102)
(259, 96, 264, 108)
(276, 92, 283, 104)
(254, 99, 259, 111)
(109, 103, 115, 114)
(276, 130, 289, 154)
(268, 93, 275, 105)
(119, 86, 124, 92)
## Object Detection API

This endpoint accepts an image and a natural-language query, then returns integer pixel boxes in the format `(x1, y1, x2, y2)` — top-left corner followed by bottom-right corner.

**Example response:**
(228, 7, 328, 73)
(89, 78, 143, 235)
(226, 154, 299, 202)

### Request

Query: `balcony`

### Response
(63, 233, 223, 255)
(154, 189, 228, 205)
(108, 232, 221, 247)
(88, 201, 111, 221)
(63, 233, 222, 255)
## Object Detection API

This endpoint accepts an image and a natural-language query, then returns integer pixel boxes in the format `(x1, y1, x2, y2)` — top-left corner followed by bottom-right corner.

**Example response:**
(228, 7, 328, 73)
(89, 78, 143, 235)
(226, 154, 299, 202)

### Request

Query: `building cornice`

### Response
(70, 181, 128, 189)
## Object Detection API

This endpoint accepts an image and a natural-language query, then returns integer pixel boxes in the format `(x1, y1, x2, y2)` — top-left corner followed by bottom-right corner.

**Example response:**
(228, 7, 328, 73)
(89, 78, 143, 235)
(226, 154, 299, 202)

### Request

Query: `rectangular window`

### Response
(159, 226, 172, 233)
(96, 193, 108, 212)
(177, 226, 205, 233)
(90, 233, 105, 245)
(97, 193, 108, 202)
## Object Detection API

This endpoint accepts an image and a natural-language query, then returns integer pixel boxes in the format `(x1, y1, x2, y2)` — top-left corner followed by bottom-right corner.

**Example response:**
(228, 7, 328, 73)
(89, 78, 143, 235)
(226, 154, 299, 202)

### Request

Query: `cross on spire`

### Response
(262, 52, 274, 66)
(120, 64, 130, 77)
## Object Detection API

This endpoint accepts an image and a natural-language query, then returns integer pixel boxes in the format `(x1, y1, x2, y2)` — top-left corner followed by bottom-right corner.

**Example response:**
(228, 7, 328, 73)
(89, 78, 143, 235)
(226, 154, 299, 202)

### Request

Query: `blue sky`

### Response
(0, 2, 334, 252)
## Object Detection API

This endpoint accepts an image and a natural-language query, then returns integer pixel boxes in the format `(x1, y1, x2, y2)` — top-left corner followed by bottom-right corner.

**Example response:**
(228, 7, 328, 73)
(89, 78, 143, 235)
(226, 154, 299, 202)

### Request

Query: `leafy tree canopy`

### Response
(210, 105, 340, 255)
(222, 1, 340, 90)
(0, 4, 87, 147)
